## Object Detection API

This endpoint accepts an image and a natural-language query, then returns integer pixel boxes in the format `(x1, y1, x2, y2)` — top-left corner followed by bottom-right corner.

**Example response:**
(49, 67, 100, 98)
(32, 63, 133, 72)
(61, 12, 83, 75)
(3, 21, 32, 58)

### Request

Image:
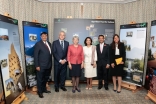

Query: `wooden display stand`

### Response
(130, 21, 136, 24)
(32, 19, 38, 23)
(145, 90, 156, 103)
(121, 81, 137, 92)
(67, 16, 72, 18)
(4, 12, 11, 18)
(65, 80, 72, 86)
(11, 92, 27, 104)
(96, 16, 103, 19)
(92, 80, 98, 86)
(26, 82, 50, 95)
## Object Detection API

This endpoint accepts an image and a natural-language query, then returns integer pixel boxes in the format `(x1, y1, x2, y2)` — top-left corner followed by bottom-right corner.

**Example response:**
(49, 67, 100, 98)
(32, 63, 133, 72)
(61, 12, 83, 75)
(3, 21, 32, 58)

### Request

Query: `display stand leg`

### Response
(65, 80, 72, 86)
(145, 90, 156, 103)
(11, 92, 28, 104)
(92, 80, 98, 86)
(121, 82, 137, 92)
(46, 82, 50, 90)
(92, 80, 105, 86)
(0, 92, 5, 104)
(26, 82, 51, 94)
(26, 86, 37, 95)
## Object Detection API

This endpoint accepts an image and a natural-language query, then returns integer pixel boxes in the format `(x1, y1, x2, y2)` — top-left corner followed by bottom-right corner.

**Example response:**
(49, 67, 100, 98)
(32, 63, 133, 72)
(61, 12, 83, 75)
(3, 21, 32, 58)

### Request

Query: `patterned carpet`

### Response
(21, 83, 154, 104)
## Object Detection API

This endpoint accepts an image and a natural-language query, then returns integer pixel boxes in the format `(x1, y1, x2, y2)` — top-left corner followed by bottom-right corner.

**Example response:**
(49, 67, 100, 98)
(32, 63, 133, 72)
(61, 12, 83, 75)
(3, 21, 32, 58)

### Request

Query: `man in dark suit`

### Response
(52, 31, 69, 92)
(96, 35, 110, 90)
(34, 32, 52, 98)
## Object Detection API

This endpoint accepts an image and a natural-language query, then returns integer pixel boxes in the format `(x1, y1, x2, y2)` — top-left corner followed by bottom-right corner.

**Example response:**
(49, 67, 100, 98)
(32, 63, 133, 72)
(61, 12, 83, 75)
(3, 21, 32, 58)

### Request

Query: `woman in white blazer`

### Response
(83, 37, 97, 90)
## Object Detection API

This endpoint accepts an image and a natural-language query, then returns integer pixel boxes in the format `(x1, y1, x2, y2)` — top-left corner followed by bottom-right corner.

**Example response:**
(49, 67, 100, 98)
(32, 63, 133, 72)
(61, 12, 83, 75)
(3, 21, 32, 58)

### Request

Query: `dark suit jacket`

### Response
(110, 42, 126, 65)
(34, 40, 52, 69)
(96, 43, 110, 66)
(52, 40, 69, 65)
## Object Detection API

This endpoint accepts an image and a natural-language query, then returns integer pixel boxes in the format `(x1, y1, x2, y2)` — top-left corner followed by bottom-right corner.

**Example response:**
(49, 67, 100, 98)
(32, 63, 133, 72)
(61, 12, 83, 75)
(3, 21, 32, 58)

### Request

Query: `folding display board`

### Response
(120, 23, 147, 86)
(53, 18, 115, 80)
(0, 14, 25, 104)
(145, 20, 156, 95)
(22, 21, 49, 87)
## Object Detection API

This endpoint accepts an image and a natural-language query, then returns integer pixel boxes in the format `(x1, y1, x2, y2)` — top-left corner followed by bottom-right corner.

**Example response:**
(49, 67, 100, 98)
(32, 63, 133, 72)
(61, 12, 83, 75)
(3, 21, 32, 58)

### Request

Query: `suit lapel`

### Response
(98, 44, 102, 54)
(41, 41, 49, 52)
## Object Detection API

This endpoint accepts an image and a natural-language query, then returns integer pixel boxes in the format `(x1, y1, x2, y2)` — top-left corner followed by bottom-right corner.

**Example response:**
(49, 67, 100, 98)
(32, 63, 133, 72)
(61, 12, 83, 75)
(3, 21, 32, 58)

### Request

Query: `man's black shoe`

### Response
(44, 90, 51, 93)
(38, 93, 44, 98)
(61, 87, 67, 91)
(104, 86, 109, 90)
(98, 86, 102, 90)
(55, 88, 59, 92)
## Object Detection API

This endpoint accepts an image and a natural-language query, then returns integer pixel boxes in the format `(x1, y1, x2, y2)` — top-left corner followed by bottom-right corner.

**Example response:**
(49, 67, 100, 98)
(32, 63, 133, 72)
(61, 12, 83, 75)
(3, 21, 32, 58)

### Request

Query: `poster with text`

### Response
(120, 23, 147, 86)
(145, 20, 156, 95)
(0, 14, 25, 104)
(53, 19, 115, 80)
(22, 21, 49, 87)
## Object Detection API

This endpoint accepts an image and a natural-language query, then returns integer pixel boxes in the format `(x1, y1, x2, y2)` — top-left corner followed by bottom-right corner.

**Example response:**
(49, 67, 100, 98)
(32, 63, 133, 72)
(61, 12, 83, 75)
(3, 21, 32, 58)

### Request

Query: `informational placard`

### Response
(120, 23, 147, 86)
(0, 14, 25, 104)
(53, 18, 115, 80)
(22, 21, 48, 87)
(145, 20, 156, 94)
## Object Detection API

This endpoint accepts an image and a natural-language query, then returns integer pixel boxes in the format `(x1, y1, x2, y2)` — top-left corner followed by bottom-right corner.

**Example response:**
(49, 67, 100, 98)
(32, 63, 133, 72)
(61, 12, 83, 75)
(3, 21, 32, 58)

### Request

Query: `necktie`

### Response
(45, 42, 50, 53)
(61, 41, 64, 50)
(100, 44, 103, 53)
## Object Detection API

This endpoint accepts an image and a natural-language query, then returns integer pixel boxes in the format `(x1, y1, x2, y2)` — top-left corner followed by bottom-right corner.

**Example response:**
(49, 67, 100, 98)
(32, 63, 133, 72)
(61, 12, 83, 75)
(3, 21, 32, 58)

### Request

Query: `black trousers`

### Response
(97, 64, 108, 87)
(36, 68, 51, 93)
(54, 63, 67, 88)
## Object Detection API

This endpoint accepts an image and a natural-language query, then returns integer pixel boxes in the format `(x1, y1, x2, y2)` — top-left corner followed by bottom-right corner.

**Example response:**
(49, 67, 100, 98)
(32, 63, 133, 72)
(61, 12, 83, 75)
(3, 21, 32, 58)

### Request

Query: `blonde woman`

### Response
(67, 36, 84, 93)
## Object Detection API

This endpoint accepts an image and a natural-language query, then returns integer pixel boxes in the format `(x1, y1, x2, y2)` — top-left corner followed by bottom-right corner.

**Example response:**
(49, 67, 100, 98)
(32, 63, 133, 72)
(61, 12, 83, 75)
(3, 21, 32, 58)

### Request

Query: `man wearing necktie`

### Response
(34, 32, 52, 98)
(96, 35, 110, 90)
(52, 31, 69, 92)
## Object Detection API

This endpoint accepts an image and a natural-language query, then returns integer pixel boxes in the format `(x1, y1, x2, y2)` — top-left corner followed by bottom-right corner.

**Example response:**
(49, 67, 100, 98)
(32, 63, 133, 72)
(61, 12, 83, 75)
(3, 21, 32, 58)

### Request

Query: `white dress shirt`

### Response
(59, 39, 64, 49)
(100, 42, 104, 53)
(115, 44, 119, 55)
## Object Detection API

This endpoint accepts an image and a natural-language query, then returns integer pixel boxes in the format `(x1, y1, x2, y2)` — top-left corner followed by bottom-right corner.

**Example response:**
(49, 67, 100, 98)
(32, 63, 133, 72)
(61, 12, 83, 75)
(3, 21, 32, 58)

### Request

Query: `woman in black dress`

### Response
(110, 34, 126, 93)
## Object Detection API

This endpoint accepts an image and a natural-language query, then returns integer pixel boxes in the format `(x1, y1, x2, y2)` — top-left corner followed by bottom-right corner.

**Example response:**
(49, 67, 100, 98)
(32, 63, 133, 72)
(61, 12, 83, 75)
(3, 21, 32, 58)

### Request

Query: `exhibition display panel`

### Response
(0, 14, 25, 104)
(22, 21, 48, 87)
(120, 23, 147, 86)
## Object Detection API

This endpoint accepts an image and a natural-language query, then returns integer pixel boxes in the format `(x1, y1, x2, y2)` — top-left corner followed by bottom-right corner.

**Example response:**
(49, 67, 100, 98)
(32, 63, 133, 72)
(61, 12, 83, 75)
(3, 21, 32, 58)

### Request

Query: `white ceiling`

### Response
(36, 0, 138, 3)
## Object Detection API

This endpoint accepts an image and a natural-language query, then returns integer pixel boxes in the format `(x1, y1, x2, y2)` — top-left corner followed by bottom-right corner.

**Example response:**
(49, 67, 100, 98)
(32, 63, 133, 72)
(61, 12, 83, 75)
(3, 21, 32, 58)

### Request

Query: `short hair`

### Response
(59, 31, 66, 35)
(72, 36, 79, 40)
(40, 32, 48, 36)
(84, 37, 92, 46)
(98, 35, 104, 39)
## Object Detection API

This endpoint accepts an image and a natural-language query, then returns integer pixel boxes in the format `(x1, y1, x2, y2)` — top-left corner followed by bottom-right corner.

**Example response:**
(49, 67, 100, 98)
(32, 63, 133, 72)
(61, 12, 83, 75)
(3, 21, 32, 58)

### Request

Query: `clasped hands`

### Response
(60, 59, 66, 65)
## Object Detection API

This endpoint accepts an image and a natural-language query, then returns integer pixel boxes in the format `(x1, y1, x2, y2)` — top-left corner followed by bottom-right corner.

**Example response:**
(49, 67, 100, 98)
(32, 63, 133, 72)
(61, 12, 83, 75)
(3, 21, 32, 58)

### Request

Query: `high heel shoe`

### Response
(72, 89, 75, 93)
(113, 89, 117, 92)
(76, 88, 81, 92)
(117, 91, 121, 93)
(86, 87, 89, 90)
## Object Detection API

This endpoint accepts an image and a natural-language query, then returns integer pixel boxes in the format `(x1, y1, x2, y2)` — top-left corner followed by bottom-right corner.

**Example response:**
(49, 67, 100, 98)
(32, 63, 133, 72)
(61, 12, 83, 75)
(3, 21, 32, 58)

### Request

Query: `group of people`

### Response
(34, 31, 126, 98)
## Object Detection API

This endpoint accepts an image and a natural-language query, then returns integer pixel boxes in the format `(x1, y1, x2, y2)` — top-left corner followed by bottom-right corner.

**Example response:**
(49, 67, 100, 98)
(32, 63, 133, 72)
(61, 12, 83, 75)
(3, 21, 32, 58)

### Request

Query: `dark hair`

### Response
(84, 37, 92, 46)
(40, 32, 48, 36)
(111, 34, 121, 49)
(98, 35, 104, 39)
